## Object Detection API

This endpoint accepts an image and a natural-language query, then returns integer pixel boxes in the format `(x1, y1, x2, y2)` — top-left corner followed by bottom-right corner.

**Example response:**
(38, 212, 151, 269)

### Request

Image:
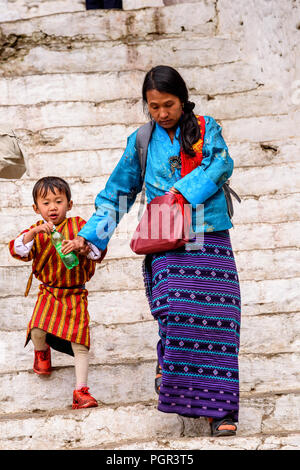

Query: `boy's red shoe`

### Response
(33, 346, 52, 375)
(72, 387, 98, 409)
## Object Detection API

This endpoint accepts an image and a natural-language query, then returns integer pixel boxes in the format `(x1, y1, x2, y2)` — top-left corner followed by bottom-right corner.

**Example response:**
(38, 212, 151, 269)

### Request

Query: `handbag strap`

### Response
(223, 180, 242, 219)
(136, 120, 155, 181)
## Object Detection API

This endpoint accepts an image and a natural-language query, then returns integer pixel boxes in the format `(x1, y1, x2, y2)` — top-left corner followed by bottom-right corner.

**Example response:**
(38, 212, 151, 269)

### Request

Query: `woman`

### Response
(69, 66, 241, 437)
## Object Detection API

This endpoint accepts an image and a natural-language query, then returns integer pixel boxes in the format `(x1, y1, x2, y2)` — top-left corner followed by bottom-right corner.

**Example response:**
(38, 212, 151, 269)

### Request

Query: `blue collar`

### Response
(153, 122, 181, 142)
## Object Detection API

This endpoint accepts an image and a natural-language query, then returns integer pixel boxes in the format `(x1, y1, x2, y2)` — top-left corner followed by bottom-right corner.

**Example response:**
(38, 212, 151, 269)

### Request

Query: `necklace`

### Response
(169, 155, 181, 174)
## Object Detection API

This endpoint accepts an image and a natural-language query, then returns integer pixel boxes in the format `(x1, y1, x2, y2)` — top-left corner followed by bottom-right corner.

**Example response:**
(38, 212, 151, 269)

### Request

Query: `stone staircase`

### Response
(0, 0, 299, 450)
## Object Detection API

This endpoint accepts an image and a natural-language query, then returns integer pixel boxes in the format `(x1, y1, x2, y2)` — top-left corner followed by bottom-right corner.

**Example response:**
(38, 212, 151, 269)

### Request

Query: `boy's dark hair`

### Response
(32, 176, 72, 205)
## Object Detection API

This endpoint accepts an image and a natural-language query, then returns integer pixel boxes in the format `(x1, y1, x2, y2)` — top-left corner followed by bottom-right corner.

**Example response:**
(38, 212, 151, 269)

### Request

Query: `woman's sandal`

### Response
(208, 417, 237, 437)
(155, 362, 163, 395)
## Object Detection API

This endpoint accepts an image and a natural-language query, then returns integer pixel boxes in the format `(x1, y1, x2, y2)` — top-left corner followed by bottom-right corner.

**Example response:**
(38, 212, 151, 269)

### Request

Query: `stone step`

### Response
(0, 311, 299, 374)
(102, 434, 300, 450)
(0, 176, 299, 219)
(1, 256, 299, 308)
(0, 63, 260, 105)
(2, 220, 300, 267)
(3, 225, 300, 285)
(1, 88, 289, 132)
(0, 393, 299, 449)
(0, 320, 156, 373)
(0, 359, 156, 414)
(9, 113, 299, 155)
(24, 149, 124, 180)
(0, 275, 299, 333)
(20, 139, 300, 180)
(0, 1, 165, 22)
(3, 231, 300, 285)
(231, 139, 300, 167)
(123, 0, 164, 10)
(0, 274, 299, 325)
(0, 36, 242, 77)
(0, 4, 216, 42)
(0, 270, 298, 326)
(221, 111, 300, 143)
(0, 195, 299, 252)
(1, 177, 110, 209)
(0, 0, 297, 453)
(0, 99, 145, 132)
(0, 288, 150, 329)
(0, 353, 299, 414)
(0, 0, 85, 21)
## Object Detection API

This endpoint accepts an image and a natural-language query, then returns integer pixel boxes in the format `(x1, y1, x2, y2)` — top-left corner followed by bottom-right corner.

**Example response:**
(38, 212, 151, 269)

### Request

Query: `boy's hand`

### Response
(23, 221, 54, 244)
(35, 221, 54, 235)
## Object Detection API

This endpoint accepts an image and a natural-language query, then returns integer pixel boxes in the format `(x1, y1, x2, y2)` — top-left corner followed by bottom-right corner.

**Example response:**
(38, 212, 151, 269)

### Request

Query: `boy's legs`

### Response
(31, 328, 51, 375)
(30, 331, 89, 385)
(71, 342, 98, 409)
(30, 332, 96, 407)
(71, 342, 89, 389)
(31, 327, 48, 351)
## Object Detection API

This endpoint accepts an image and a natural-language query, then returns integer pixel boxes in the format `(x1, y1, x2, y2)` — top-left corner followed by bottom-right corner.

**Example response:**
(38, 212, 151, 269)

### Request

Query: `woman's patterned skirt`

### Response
(143, 229, 241, 422)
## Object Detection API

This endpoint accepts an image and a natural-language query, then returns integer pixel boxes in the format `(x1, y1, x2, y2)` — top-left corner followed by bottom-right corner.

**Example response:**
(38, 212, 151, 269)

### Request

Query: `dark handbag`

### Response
(130, 192, 191, 255)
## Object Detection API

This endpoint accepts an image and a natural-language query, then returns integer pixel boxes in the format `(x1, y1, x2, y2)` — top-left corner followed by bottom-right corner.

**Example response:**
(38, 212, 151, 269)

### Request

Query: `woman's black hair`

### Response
(32, 176, 71, 204)
(142, 65, 201, 157)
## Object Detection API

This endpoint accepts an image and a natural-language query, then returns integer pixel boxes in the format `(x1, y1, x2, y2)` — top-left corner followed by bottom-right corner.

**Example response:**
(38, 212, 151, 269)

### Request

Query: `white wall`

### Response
(0, 0, 299, 449)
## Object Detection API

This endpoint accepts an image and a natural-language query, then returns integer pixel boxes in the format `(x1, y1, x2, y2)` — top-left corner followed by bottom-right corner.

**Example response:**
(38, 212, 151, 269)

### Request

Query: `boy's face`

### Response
(33, 187, 73, 226)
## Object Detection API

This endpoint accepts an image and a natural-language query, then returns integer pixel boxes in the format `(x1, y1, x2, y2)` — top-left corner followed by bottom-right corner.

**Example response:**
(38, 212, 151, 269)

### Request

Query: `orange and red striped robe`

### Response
(9, 216, 103, 356)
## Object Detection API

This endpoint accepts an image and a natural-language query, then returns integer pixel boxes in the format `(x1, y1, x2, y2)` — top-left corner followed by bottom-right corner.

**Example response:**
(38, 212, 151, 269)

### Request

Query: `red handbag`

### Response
(130, 191, 192, 255)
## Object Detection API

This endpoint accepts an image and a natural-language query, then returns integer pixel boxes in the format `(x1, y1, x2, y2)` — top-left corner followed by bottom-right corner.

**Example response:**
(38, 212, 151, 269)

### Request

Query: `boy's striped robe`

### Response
(9, 216, 105, 356)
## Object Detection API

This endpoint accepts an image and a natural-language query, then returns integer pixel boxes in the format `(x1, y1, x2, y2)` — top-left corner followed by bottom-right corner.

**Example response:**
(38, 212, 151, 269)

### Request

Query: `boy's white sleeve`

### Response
(86, 242, 102, 260)
(14, 233, 34, 257)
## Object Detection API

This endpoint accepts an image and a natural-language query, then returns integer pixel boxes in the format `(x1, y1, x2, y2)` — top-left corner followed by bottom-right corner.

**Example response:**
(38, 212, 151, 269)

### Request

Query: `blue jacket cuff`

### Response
(78, 213, 116, 251)
(173, 166, 219, 208)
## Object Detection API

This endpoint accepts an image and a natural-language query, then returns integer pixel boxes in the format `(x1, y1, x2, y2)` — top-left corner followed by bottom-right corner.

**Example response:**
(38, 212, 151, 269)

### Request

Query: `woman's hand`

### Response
(61, 236, 90, 256)
(168, 187, 180, 194)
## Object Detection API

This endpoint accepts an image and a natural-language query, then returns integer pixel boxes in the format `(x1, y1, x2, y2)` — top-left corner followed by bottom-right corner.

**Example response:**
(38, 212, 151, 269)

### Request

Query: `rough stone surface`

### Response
(0, 0, 299, 450)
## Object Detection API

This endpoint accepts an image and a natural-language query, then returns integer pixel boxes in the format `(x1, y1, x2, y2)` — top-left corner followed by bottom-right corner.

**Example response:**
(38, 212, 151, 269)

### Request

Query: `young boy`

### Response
(9, 176, 106, 409)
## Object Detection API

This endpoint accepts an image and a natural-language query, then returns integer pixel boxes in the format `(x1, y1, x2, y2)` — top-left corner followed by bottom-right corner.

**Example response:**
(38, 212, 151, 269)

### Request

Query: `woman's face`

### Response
(146, 89, 183, 130)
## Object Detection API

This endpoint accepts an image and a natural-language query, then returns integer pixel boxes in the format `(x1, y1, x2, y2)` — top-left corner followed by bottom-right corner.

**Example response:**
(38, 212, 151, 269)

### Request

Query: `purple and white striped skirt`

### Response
(143, 229, 241, 422)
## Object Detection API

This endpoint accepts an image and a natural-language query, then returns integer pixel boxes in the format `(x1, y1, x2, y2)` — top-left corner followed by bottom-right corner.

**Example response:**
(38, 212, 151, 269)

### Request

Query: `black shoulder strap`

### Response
(136, 120, 155, 181)
(223, 181, 242, 220)
(136, 121, 155, 220)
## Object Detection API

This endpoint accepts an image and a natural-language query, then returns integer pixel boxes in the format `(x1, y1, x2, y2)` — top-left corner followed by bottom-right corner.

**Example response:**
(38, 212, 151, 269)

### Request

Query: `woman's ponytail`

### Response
(180, 101, 201, 157)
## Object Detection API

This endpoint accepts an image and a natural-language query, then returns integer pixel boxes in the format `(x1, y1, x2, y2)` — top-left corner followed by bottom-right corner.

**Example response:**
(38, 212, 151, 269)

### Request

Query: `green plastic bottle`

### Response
(51, 228, 79, 269)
